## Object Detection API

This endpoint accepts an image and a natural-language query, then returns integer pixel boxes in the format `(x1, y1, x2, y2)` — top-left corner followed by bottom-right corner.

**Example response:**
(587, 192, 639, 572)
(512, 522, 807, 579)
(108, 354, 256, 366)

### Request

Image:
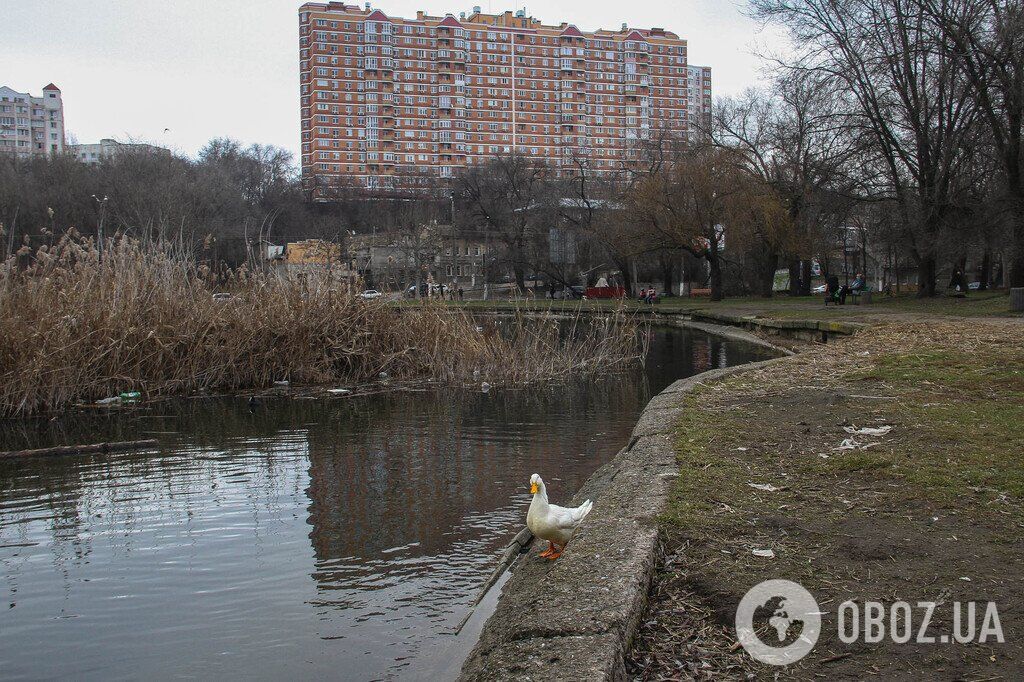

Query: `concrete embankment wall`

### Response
(470, 304, 864, 344)
(458, 352, 792, 681)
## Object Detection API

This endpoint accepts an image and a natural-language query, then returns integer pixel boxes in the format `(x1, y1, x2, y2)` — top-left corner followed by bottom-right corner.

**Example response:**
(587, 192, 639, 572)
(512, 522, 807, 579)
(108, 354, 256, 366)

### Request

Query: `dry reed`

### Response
(0, 231, 646, 417)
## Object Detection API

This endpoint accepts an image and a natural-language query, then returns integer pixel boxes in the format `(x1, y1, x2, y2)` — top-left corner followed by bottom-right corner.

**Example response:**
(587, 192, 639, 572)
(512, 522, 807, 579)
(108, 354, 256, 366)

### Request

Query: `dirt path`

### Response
(627, 321, 1024, 680)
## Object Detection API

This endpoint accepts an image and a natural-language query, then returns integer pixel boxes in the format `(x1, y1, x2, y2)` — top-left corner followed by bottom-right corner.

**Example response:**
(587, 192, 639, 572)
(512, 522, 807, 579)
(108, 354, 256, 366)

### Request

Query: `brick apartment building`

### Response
(0, 84, 65, 158)
(298, 3, 709, 195)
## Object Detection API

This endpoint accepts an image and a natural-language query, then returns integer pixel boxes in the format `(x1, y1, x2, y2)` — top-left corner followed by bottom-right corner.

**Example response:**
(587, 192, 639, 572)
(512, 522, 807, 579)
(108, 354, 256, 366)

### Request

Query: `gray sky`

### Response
(3, 0, 786, 162)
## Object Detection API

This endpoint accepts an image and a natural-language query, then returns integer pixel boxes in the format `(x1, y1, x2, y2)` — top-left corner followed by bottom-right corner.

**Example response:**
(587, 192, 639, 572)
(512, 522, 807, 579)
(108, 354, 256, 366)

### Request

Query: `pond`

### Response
(0, 325, 774, 681)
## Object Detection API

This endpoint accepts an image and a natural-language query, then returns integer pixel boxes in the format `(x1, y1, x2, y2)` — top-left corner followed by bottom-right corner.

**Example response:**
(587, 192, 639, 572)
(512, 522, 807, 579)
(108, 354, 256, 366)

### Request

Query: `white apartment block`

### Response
(687, 65, 712, 137)
(0, 84, 65, 157)
(71, 138, 169, 165)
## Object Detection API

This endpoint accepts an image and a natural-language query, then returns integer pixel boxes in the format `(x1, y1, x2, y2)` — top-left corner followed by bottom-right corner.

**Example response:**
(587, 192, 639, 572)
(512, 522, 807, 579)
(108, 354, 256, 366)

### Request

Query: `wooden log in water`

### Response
(0, 439, 159, 460)
(453, 527, 534, 636)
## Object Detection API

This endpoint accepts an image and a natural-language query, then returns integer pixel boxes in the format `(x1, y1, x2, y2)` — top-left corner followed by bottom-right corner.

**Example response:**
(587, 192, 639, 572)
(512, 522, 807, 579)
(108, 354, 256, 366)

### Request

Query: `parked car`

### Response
(812, 283, 827, 294)
(968, 281, 981, 291)
(553, 285, 586, 300)
(405, 283, 442, 297)
(360, 290, 382, 300)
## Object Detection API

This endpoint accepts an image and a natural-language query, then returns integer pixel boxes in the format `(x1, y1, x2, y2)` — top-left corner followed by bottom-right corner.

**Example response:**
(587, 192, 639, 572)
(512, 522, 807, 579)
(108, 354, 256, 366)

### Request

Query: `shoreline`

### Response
(457, 324, 797, 680)
(459, 312, 1022, 679)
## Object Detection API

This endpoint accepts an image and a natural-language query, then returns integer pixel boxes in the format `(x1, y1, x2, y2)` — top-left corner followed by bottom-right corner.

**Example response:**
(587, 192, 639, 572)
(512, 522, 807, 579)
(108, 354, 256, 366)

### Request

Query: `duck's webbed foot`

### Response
(538, 541, 556, 558)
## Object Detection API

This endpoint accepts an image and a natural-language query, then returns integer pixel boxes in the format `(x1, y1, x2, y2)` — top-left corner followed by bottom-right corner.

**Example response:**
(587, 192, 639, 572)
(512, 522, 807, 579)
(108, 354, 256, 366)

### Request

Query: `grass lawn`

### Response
(627, 320, 1024, 679)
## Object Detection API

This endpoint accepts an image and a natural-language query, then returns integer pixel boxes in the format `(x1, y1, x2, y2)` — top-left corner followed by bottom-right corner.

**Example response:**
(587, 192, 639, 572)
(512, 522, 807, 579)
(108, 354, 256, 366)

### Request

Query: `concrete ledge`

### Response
(457, 357, 790, 681)
(688, 311, 865, 342)
(477, 308, 796, 357)
(469, 304, 863, 345)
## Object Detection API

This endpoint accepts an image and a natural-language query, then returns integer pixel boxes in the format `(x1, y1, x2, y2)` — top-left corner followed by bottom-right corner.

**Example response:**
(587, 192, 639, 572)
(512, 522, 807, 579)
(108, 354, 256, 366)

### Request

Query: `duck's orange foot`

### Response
(538, 541, 556, 558)
(546, 544, 564, 560)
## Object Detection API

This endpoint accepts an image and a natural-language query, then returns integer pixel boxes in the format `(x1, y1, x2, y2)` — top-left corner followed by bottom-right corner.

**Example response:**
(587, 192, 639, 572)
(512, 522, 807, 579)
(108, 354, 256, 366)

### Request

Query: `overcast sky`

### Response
(3, 0, 786, 161)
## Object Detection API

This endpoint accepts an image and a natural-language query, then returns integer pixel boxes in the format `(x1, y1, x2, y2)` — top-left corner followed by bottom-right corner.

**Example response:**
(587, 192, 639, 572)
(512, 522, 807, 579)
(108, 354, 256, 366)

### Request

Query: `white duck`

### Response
(526, 474, 593, 560)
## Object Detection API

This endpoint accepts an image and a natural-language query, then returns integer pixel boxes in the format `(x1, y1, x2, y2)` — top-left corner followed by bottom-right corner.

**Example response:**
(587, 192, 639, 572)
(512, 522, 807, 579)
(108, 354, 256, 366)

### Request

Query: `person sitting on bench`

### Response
(851, 273, 866, 293)
(825, 274, 848, 305)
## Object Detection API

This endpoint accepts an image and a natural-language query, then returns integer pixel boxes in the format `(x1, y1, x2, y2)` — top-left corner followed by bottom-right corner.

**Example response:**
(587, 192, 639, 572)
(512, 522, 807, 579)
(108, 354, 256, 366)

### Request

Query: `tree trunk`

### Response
(709, 253, 724, 301)
(917, 255, 937, 298)
(787, 258, 801, 296)
(800, 260, 813, 296)
(662, 261, 675, 295)
(513, 264, 526, 295)
(760, 251, 777, 298)
(1010, 203, 1024, 288)
(612, 256, 633, 296)
(979, 250, 991, 291)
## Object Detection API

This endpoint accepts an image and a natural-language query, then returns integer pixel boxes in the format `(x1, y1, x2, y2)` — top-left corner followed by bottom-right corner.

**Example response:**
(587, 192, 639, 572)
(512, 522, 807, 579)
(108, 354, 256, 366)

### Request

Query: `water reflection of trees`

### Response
(0, 327, 775, 610)
(303, 380, 648, 562)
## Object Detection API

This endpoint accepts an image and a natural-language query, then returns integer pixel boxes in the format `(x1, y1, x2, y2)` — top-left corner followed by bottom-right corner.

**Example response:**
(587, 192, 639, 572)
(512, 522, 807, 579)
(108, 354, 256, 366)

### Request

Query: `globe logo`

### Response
(735, 579, 821, 665)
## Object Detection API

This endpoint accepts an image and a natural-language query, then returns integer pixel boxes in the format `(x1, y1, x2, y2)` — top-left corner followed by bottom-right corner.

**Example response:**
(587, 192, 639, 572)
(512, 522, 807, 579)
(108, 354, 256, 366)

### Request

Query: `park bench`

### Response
(851, 288, 873, 305)
(690, 288, 712, 297)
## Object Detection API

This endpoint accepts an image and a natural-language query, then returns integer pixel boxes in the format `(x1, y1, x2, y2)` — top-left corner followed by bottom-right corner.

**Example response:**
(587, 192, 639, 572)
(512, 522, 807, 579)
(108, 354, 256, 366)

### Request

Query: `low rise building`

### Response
(70, 138, 169, 164)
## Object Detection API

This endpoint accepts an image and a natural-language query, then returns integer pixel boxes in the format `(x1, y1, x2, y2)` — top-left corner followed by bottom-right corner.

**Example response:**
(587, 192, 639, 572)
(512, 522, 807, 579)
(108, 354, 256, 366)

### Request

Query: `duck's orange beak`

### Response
(530, 482, 539, 494)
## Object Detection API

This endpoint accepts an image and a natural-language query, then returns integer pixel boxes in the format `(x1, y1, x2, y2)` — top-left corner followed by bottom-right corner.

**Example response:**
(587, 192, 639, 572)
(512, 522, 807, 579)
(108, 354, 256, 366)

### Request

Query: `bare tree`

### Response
(456, 153, 555, 293)
(716, 73, 862, 295)
(920, 0, 1024, 286)
(624, 141, 790, 300)
(752, 0, 981, 296)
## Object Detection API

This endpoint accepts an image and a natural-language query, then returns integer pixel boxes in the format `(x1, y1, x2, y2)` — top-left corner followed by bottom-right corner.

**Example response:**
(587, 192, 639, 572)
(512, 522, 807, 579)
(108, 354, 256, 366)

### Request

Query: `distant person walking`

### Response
(949, 267, 967, 292)
(458, 287, 464, 301)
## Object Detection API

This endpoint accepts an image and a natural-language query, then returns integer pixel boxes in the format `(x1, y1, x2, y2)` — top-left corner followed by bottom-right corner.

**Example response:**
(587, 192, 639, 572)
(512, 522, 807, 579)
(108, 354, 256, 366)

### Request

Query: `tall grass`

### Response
(0, 231, 645, 417)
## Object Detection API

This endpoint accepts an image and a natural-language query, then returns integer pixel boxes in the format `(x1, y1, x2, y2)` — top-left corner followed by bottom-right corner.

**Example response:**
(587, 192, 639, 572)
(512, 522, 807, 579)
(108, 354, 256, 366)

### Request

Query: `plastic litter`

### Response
(844, 425, 893, 436)
(752, 549, 776, 559)
(748, 482, 780, 492)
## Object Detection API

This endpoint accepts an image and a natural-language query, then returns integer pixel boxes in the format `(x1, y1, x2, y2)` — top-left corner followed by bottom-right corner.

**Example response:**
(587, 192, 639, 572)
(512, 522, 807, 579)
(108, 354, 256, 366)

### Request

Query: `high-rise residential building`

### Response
(0, 84, 65, 158)
(687, 65, 712, 137)
(299, 3, 701, 196)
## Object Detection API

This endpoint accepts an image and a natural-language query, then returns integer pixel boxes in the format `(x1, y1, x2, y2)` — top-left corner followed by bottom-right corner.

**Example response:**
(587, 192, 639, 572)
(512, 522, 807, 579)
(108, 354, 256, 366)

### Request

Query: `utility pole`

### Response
(450, 191, 457, 294)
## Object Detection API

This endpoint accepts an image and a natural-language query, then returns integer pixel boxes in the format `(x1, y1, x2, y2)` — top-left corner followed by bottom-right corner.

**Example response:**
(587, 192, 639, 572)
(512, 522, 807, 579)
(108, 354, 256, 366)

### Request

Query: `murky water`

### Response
(0, 326, 772, 680)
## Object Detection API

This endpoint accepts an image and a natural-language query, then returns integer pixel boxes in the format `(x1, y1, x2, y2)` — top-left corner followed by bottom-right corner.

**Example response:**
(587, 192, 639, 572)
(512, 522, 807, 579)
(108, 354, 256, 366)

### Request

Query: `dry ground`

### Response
(627, 320, 1024, 680)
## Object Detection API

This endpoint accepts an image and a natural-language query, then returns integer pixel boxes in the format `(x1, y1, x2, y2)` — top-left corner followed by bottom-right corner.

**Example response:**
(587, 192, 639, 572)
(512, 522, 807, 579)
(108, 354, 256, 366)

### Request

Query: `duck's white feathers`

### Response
(526, 476, 593, 546)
